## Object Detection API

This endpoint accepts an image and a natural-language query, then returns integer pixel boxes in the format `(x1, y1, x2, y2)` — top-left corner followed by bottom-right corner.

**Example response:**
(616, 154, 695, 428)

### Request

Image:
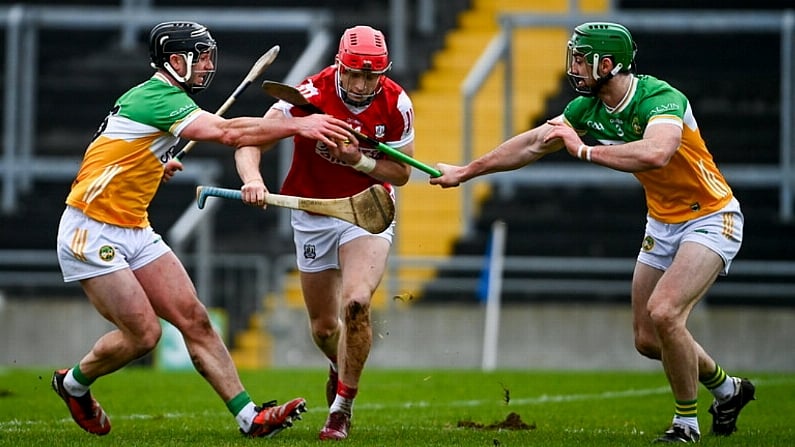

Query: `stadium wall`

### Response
(2, 296, 793, 372)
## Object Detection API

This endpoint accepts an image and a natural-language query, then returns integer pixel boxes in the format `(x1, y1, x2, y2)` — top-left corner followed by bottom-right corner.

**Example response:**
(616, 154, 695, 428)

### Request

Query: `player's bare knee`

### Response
(312, 319, 341, 342)
(646, 300, 681, 333)
(344, 299, 370, 326)
(134, 323, 162, 354)
(634, 336, 661, 360)
(171, 302, 215, 335)
(181, 316, 216, 342)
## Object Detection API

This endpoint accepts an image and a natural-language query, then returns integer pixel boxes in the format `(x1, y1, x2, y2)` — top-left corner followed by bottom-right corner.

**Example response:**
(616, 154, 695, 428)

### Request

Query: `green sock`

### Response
(226, 391, 253, 416)
(71, 364, 94, 386)
(701, 364, 727, 390)
(674, 398, 698, 419)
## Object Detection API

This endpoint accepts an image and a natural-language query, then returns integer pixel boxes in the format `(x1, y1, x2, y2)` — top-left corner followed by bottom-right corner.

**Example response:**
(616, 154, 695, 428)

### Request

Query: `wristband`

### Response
(577, 144, 593, 162)
(351, 155, 377, 173)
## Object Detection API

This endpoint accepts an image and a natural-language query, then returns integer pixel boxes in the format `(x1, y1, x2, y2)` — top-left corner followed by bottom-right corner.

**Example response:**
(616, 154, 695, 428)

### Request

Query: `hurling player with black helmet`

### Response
(430, 22, 754, 443)
(235, 25, 415, 440)
(52, 21, 355, 438)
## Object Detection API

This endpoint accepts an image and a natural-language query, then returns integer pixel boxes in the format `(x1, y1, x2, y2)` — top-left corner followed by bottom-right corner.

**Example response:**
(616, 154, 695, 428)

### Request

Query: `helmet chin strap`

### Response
(163, 53, 194, 88)
(588, 53, 624, 96)
(340, 90, 374, 107)
(335, 67, 379, 107)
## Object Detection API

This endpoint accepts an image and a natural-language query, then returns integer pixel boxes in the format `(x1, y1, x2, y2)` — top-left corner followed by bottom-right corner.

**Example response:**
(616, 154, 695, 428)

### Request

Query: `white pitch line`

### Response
(352, 385, 672, 411)
(0, 384, 673, 431)
(3, 377, 791, 431)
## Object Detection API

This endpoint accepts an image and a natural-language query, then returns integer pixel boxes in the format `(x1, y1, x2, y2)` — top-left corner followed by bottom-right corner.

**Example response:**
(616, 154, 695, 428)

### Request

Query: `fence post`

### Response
(481, 220, 507, 371)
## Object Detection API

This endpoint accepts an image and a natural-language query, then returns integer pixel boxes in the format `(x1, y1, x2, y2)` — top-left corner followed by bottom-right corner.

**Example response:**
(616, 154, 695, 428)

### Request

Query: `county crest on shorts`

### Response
(303, 243, 316, 259)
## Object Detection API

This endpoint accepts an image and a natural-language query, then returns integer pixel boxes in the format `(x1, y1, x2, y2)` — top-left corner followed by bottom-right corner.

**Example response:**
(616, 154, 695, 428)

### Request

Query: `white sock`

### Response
(712, 376, 738, 403)
(235, 402, 258, 432)
(63, 369, 89, 397)
(673, 415, 700, 434)
(330, 395, 353, 416)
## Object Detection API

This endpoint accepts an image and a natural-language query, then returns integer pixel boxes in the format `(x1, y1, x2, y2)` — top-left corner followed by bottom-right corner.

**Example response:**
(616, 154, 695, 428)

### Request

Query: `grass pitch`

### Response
(1, 368, 793, 446)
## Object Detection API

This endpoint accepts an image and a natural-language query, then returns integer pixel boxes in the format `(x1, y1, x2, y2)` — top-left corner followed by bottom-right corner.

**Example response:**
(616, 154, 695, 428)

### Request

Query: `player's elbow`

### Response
(385, 162, 411, 186)
(644, 152, 671, 169)
(639, 144, 676, 170)
(642, 134, 680, 169)
(218, 130, 246, 148)
(392, 173, 410, 186)
(184, 125, 240, 149)
(216, 119, 263, 148)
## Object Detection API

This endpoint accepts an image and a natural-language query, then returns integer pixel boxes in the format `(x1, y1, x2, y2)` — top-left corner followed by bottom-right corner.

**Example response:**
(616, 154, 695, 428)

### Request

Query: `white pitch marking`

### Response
(3, 377, 790, 431)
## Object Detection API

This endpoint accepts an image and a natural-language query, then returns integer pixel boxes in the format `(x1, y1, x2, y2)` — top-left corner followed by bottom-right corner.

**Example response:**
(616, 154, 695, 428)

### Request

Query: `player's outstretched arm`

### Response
(180, 111, 353, 151)
(430, 121, 564, 188)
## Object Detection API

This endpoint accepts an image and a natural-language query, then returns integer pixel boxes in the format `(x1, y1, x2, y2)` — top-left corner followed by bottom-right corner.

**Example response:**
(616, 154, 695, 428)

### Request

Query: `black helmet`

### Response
(148, 21, 217, 94)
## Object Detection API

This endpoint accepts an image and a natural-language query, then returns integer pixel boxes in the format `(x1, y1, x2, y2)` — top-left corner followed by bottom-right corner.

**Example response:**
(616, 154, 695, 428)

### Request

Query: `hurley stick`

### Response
(195, 184, 395, 234)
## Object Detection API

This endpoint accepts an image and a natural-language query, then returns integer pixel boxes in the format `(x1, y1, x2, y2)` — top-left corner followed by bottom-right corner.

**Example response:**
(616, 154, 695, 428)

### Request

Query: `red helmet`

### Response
(337, 25, 391, 74)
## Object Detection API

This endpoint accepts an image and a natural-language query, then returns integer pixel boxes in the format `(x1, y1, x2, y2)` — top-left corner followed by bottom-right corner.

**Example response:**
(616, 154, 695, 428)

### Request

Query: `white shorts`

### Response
(637, 197, 743, 276)
(57, 206, 172, 282)
(291, 210, 395, 273)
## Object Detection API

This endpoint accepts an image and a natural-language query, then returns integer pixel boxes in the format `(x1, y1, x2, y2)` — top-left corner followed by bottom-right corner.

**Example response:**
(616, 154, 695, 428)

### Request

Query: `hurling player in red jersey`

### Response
(235, 25, 415, 440)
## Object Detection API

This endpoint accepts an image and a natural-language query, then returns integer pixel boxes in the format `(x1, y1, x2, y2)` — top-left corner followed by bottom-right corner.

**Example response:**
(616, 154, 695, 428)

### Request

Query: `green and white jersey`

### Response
(563, 74, 733, 223)
(66, 73, 204, 227)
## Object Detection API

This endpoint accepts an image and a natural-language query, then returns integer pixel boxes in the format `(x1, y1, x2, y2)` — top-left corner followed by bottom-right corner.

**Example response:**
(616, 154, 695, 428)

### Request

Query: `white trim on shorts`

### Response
(56, 206, 172, 282)
(637, 197, 743, 276)
(290, 209, 395, 273)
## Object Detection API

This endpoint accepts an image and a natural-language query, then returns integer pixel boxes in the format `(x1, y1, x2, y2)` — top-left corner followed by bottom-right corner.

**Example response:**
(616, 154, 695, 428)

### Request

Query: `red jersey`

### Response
(274, 65, 414, 199)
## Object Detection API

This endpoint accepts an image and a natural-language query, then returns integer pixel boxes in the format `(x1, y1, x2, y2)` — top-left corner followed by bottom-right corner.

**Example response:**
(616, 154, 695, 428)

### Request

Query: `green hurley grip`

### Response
(376, 141, 441, 177)
(349, 129, 441, 177)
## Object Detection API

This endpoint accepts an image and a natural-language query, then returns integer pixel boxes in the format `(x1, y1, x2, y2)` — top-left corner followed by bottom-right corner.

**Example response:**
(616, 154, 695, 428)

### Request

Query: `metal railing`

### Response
(3, 247, 793, 354)
(7, 248, 789, 303)
(0, 248, 271, 339)
(259, 251, 795, 307)
(248, 252, 795, 308)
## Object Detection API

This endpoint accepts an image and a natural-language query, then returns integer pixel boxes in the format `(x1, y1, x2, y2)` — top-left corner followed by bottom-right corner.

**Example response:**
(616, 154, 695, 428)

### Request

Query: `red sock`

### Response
(337, 381, 358, 399)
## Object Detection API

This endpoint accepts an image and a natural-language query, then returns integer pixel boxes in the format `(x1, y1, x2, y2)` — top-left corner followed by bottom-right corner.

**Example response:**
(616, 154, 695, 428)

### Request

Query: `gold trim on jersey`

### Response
(70, 227, 89, 262)
(83, 164, 123, 204)
(647, 115, 682, 127)
(697, 160, 731, 198)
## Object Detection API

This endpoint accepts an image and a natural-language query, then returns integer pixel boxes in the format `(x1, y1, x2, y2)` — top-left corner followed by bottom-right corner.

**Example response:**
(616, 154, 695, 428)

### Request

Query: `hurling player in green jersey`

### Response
(431, 22, 754, 443)
(53, 21, 355, 438)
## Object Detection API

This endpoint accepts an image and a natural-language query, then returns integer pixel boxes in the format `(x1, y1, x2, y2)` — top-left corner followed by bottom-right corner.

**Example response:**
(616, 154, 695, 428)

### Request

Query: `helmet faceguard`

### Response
(335, 25, 391, 107)
(566, 22, 636, 96)
(149, 21, 217, 94)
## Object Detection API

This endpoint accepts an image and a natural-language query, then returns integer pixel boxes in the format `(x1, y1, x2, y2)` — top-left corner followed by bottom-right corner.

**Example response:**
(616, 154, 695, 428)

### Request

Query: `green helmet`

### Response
(566, 22, 636, 95)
